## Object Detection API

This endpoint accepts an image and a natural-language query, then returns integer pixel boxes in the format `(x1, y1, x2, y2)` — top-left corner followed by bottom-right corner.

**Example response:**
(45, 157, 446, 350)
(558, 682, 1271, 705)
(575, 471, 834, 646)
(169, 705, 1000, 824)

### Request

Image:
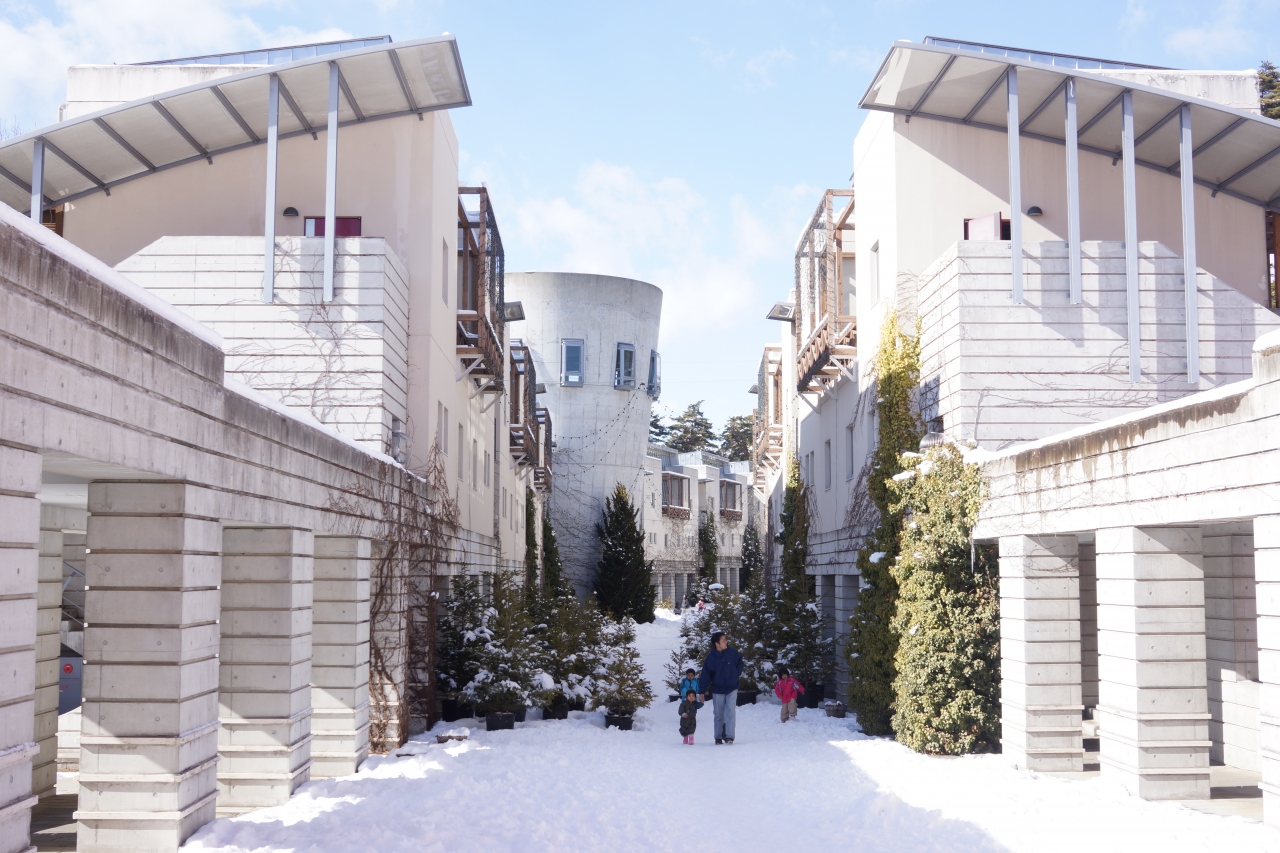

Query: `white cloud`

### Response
(510, 162, 817, 424)
(744, 46, 794, 89)
(0, 1, 350, 129)
(1162, 0, 1263, 63)
(1119, 0, 1147, 32)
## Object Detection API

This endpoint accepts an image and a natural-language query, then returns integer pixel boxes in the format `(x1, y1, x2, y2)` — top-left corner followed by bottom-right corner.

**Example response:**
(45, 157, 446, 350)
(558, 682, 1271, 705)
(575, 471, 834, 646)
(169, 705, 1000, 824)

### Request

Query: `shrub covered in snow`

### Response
(591, 617, 654, 717)
(436, 575, 485, 696)
(528, 590, 607, 707)
(771, 576, 832, 687)
(456, 570, 550, 713)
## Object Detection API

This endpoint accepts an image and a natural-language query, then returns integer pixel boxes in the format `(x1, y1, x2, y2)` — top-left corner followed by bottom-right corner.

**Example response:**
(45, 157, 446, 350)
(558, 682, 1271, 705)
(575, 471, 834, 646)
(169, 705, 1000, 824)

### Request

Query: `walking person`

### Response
(699, 631, 744, 744)
(774, 666, 805, 723)
(679, 689, 699, 745)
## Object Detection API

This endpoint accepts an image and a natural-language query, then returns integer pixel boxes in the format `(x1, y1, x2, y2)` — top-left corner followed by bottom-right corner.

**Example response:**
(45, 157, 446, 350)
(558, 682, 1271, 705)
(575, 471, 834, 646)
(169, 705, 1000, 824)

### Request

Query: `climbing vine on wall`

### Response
(889, 444, 1000, 755)
(845, 309, 922, 737)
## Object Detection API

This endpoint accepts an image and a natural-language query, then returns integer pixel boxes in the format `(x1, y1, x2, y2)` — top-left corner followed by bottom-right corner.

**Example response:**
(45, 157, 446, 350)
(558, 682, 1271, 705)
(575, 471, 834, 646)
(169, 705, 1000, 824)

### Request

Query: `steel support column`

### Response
(1064, 79, 1082, 305)
(29, 138, 44, 222)
(263, 74, 280, 303)
(1179, 105, 1200, 383)
(323, 62, 340, 303)
(1007, 67, 1023, 304)
(1121, 91, 1140, 382)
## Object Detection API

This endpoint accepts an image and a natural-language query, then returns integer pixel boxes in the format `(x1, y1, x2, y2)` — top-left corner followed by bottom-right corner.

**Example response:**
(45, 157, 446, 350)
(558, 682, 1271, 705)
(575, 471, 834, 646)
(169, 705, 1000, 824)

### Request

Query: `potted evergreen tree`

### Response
(436, 575, 484, 722)
(592, 618, 653, 730)
(593, 484, 656, 624)
(529, 589, 604, 719)
(459, 570, 549, 731)
(774, 576, 832, 708)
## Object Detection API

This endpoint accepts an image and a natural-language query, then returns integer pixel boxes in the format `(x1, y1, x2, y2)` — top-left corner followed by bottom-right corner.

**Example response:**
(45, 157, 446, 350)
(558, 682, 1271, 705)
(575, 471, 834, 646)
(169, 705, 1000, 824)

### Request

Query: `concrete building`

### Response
(506, 272, 661, 594)
(0, 35, 554, 852)
(754, 38, 1280, 705)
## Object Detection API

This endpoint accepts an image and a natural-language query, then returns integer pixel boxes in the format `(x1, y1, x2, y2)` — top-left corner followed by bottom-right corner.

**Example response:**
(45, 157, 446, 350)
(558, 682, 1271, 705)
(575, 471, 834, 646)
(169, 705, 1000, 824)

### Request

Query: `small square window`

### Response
(615, 343, 636, 390)
(562, 339, 585, 386)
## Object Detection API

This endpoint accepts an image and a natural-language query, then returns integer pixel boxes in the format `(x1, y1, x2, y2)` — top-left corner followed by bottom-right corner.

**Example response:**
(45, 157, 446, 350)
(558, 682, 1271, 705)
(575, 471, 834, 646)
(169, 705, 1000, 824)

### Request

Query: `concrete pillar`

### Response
(999, 534, 1084, 771)
(0, 444, 41, 853)
(1096, 526, 1209, 800)
(33, 509, 67, 800)
(1203, 522, 1259, 771)
(1253, 515, 1280, 825)
(217, 527, 313, 813)
(1080, 541, 1099, 712)
(310, 536, 370, 778)
(79, 482, 222, 852)
(674, 574, 686, 608)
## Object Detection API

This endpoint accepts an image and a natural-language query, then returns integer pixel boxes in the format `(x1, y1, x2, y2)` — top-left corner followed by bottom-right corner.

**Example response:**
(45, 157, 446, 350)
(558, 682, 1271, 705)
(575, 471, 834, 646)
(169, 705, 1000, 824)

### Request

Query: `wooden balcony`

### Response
(797, 313, 856, 396)
(456, 308, 504, 395)
(719, 508, 743, 522)
(456, 187, 505, 398)
(752, 422, 784, 489)
(661, 505, 690, 520)
(534, 406, 553, 492)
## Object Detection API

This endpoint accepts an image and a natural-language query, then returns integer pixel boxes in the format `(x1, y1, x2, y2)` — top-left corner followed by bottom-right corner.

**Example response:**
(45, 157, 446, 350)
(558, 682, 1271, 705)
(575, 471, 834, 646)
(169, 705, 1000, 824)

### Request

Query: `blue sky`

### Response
(2, 0, 1276, 431)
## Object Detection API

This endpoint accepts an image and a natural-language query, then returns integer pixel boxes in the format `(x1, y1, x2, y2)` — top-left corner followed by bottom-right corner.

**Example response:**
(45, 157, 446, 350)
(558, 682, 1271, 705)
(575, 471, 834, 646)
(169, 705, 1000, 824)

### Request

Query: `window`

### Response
(719, 481, 741, 513)
(458, 425, 465, 480)
(870, 241, 880, 305)
(484, 451, 491, 487)
(846, 424, 856, 479)
(614, 343, 636, 390)
(650, 532, 657, 545)
(304, 216, 361, 237)
(664, 534, 669, 548)
(502, 488, 508, 517)
(562, 339, 584, 386)
(472, 438, 479, 489)
(441, 239, 449, 305)
(647, 350, 662, 399)
(824, 440, 833, 491)
(438, 403, 450, 454)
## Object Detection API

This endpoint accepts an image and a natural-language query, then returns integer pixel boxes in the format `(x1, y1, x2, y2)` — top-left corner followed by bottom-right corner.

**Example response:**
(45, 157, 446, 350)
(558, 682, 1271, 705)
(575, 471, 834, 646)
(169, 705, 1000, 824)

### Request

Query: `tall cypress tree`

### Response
(697, 510, 718, 581)
(740, 518, 764, 590)
(593, 484, 656, 623)
(845, 310, 921, 736)
(776, 456, 811, 603)
(541, 510, 565, 596)
(524, 487, 539, 599)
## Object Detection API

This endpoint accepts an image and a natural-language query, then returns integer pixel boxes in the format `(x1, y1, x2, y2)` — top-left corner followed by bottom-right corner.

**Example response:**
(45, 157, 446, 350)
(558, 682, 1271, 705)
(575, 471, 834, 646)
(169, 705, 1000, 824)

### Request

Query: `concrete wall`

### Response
(506, 272, 661, 593)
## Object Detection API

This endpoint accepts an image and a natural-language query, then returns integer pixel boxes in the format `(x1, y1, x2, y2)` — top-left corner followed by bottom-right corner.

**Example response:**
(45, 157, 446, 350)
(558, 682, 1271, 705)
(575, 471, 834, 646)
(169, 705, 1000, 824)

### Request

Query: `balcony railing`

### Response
(456, 187, 505, 395)
(797, 313, 856, 395)
(662, 504, 691, 519)
(534, 406, 553, 492)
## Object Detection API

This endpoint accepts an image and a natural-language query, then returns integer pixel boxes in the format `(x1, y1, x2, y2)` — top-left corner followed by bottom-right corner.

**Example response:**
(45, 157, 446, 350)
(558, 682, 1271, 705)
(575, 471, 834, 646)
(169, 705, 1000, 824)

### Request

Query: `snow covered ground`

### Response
(186, 609, 1279, 852)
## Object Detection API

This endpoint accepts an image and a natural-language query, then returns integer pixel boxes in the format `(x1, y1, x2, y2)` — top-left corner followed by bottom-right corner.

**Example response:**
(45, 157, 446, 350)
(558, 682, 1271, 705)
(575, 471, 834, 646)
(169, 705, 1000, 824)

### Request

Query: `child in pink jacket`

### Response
(774, 666, 805, 723)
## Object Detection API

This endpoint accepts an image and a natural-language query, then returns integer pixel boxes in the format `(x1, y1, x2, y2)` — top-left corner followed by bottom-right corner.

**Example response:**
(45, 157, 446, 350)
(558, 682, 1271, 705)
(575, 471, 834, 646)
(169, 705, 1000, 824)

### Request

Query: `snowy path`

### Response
(187, 611, 1278, 852)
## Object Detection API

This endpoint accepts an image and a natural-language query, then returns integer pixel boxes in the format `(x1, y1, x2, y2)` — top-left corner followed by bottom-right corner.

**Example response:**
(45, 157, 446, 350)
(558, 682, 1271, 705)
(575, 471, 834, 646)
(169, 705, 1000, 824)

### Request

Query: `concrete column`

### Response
(33, 509, 67, 800)
(999, 534, 1084, 771)
(0, 444, 41, 853)
(674, 573, 686, 608)
(1080, 541, 1099, 712)
(310, 536, 370, 778)
(1253, 515, 1280, 824)
(217, 527, 313, 813)
(1204, 522, 1259, 771)
(1096, 526, 1209, 800)
(79, 482, 222, 852)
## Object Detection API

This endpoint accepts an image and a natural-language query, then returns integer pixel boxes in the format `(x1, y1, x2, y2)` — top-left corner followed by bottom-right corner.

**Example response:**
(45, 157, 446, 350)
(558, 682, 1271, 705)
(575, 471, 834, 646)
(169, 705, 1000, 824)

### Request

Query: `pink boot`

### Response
(689, 734, 694, 745)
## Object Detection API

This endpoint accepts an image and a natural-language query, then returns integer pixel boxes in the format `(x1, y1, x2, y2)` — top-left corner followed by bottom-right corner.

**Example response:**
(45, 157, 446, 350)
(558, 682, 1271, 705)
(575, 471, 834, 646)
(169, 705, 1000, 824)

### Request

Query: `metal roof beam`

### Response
(275, 78, 316, 139)
(909, 55, 955, 118)
(1019, 79, 1067, 133)
(387, 49, 420, 116)
(0, 163, 34, 196)
(1193, 117, 1245, 157)
(93, 118, 156, 171)
(211, 85, 259, 143)
(152, 102, 212, 164)
(1078, 89, 1127, 138)
(335, 65, 365, 122)
(964, 66, 1010, 123)
(41, 136, 110, 195)
(1133, 105, 1181, 148)
(1216, 144, 1280, 192)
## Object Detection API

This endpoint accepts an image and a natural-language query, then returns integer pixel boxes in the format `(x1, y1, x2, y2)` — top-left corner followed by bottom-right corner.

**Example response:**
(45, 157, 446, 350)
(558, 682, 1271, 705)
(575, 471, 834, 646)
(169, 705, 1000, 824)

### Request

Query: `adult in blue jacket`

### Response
(699, 632, 744, 744)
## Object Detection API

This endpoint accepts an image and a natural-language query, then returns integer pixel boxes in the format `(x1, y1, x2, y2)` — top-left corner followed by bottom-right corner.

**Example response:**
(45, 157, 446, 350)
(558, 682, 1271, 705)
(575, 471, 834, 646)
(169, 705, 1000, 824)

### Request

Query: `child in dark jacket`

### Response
(679, 690, 699, 745)
(774, 666, 805, 723)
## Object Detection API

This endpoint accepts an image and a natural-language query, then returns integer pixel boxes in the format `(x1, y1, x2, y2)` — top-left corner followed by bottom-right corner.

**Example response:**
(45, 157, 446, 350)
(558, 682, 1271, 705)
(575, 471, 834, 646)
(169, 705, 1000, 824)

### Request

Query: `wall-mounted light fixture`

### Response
(502, 301, 526, 321)
(766, 302, 796, 322)
(1026, 206, 1044, 217)
(283, 206, 299, 217)
(534, 383, 546, 394)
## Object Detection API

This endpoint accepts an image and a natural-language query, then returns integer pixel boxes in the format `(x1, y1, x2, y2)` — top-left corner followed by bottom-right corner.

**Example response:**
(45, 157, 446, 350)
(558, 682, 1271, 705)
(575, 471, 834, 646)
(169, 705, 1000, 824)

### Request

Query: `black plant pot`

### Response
(800, 684, 825, 709)
(544, 703, 569, 720)
(668, 693, 681, 703)
(441, 699, 475, 723)
(824, 703, 848, 718)
(736, 690, 759, 707)
(569, 699, 586, 712)
(605, 714, 634, 730)
(514, 707, 528, 723)
(485, 712, 515, 731)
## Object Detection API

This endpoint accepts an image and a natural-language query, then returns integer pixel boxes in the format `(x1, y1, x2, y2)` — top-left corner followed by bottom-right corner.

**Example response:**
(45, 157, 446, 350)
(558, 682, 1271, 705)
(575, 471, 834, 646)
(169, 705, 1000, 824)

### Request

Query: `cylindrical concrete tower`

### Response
(505, 272, 662, 594)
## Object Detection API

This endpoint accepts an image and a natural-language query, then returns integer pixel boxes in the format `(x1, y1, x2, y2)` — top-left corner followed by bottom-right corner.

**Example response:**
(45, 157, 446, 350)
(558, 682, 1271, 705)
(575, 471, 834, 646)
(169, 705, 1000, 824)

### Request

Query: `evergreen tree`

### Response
(530, 589, 606, 707)
(697, 510, 718, 581)
(773, 575, 831, 688)
(1261, 60, 1280, 120)
(889, 444, 1000, 754)
(776, 456, 811, 602)
(436, 575, 485, 697)
(459, 569, 548, 713)
(593, 484, 656, 623)
(727, 583, 777, 690)
(739, 518, 764, 590)
(592, 618, 654, 717)
(649, 412, 671, 443)
(541, 510, 565, 595)
(719, 414, 754, 461)
(524, 487, 539, 599)
(845, 309, 922, 736)
(667, 401, 717, 453)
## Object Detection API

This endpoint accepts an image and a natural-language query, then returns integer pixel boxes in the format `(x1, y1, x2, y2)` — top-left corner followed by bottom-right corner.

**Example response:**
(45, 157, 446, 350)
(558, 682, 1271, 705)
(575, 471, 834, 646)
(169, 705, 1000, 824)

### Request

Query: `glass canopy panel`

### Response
(921, 56, 1005, 120)
(399, 42, 467, 108)
(216, 76, 273, 139)
(1194, 121, 1280, 186)
(101, 107, 198, 169)
(338, 52, 410, 115)
(161, 89, 254, 151)
(39, 151, 94, 201)
(1015, 68, 1070, 138)
(44, 121, 147, 185)
(0, 141, 36, 202)
(275, 64, 334, 129)
(1133, 116, 1182, 168)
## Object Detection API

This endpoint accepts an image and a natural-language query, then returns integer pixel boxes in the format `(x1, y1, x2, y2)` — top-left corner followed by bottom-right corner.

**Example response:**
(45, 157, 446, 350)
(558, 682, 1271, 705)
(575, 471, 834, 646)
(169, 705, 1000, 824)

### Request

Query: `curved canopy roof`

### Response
(0, 35, 470, 215)
(859, 40, 1280, 213)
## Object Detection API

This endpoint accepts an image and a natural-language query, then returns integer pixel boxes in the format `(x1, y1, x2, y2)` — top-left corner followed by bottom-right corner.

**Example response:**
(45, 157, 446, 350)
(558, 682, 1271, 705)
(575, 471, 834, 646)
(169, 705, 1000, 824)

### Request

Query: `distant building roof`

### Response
(922, 36, 1169, 72)
(133, 36, 392, 67)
